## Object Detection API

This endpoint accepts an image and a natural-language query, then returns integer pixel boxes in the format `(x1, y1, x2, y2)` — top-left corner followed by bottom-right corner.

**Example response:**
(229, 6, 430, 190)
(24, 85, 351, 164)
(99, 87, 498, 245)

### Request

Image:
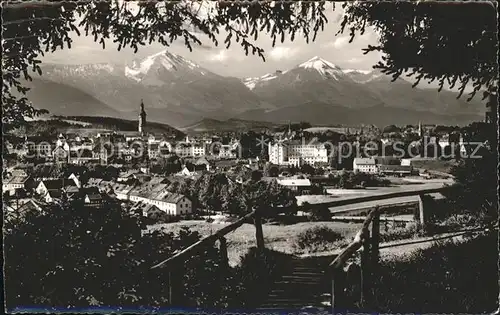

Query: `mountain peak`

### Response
(298, 56, 343, 79)
(125, 50, 203, 82)
(300, 56, 341, 69)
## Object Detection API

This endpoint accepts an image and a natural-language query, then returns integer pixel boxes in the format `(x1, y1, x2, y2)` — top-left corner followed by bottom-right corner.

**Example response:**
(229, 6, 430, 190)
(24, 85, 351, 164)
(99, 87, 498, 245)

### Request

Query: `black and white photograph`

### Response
(2, 1, 498, 313)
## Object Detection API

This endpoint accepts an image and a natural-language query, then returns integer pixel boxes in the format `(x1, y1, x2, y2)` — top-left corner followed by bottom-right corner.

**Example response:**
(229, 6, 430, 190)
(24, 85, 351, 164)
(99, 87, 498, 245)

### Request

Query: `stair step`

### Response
(282, 276, 323, 280)
(267, 293, 324, 298)
(257, 257, 335, 309)
(260, 303, 324, 307)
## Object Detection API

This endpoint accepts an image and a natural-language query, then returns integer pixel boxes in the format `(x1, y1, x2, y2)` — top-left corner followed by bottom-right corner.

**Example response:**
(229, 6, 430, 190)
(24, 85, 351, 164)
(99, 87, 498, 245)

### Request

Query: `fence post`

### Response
(168, 261, 186, 307)
(219, 236, 229, 269)
(168, 265, 178, 306)
(360, 227, 371, 309)
(254, 209, 265, 250)
(371, 209, 380, 265)
(418, 193, 426, 226)
(331, 267, 346, 312)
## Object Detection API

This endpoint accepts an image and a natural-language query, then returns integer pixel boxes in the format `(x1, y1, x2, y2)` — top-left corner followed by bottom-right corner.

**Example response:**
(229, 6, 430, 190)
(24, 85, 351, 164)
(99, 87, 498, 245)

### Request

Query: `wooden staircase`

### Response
(257, 256, 333, 311)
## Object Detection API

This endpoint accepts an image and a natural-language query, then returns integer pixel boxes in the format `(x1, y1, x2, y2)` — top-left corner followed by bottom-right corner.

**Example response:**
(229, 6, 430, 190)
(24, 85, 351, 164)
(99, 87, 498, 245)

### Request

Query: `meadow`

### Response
(147, 220, 362, 265)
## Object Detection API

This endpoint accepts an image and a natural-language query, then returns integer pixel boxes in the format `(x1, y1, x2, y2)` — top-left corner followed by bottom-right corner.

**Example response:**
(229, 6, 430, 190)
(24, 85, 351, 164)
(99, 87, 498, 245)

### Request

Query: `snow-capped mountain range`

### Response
(243, 56, 403, 90)
(24, 51, 484, 128)
(124, 50, 209, 83)
(243, 57, 395, 90)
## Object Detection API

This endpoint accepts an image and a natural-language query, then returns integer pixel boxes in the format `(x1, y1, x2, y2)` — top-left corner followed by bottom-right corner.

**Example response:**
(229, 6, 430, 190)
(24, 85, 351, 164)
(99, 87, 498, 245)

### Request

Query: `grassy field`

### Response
(146, 220, 362, 265)
(296, 195, 340, 205)
(411, 159, 458, 174)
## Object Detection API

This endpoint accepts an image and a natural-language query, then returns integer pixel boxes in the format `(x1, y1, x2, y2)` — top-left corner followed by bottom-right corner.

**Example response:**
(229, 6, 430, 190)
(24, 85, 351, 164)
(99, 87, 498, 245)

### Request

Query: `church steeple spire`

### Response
(138, 99, 147, 134)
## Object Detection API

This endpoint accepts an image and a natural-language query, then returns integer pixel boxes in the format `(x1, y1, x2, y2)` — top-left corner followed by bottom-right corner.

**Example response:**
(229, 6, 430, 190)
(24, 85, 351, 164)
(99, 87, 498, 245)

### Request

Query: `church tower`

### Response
(138, 99, 147, 134)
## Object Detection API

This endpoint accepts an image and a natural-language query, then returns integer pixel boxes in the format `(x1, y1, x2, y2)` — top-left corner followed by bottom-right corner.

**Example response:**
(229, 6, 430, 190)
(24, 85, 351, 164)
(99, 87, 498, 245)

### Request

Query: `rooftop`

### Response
(277, 178, 312, 186)
(354, 157, 376, 165)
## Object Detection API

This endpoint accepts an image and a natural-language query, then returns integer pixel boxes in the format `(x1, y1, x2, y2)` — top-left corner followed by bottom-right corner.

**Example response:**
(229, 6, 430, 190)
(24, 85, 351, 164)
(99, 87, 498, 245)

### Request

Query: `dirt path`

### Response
(378, 231, 473, 259)
(299, 228, 486, 260)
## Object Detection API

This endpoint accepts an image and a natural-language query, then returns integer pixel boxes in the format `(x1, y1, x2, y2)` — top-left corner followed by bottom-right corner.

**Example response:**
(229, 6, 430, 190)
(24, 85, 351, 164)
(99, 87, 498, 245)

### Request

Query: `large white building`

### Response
(218, 143, 240, 159)
(268, 140, 328, 166)
(353, 157, 378, 174)
(114, 182, 192, 216)
(174, 141, 206, 157)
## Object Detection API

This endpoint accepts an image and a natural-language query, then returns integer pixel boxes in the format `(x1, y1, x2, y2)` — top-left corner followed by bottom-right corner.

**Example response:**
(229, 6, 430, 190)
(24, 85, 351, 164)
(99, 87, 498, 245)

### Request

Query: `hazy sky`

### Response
(42, 5, 384, 79)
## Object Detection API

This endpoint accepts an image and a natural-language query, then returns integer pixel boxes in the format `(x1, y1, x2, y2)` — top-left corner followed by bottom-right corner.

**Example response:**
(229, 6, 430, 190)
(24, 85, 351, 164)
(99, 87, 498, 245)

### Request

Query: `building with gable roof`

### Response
(353, 157, 378, 174)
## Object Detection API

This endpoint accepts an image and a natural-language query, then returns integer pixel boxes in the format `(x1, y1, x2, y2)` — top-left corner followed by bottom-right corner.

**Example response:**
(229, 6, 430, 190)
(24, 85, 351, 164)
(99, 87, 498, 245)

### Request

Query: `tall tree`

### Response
(339, 1, 498, 100)
(4, 201, 232, 309)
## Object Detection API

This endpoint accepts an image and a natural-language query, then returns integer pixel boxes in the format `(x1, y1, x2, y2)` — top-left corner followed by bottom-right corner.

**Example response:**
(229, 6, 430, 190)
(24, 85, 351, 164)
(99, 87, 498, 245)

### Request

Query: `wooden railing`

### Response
(326, 186, 451, 311)
(150, 209, 264, 306)
(150, 186, 450, 308)
(328, 207, 381, 311)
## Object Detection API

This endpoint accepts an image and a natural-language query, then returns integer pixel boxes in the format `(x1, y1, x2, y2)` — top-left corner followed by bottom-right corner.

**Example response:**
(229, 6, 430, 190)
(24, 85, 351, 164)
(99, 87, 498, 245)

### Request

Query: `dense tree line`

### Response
(4, 200, 285, 310)
(168, 172, 296, 216)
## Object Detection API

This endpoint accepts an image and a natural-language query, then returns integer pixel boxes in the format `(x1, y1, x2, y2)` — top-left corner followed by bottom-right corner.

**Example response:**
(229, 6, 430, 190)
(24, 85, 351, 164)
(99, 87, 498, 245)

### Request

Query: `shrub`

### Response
(308, 207, 332, 221)
(231, 248, 289, 308)
(379, 222, 428, 243)
(374, 233, 498, 313)
(295, 225, 343, 252)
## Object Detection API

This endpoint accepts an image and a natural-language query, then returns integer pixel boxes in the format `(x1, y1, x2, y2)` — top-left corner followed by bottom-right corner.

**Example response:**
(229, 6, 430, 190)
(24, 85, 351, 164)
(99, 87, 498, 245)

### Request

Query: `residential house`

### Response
(69, 149, 99, 165)
(3, 175, 31, 196)
(194, 156, 212, 171)
(24, 137, 54, 159)
(123, 131, 145, 142)
(11, 168, 29, 177)
(69, 137, 94, 152)
(117, 170, 142, 183)
(218, 143, 238, 159)
(353, 158, 378, 174)
(35, 179, 76, 196)
(83, 187, 106, 208)
(401, 158, 413, 166)
(52, 145, 70, 164)
(87, 177, 104, 187)
(214, 159, 240, 171)
(148, 176, 171, 186)
(44, 189, 63, 203)
(177, 166, 201, 177)
(111, 183, 135, 201)
(126, 182, 192, 216)
(68, 173, 82, 188)
(158, 192, 192, 216)
(148, 143, 160, 160)
(65, 185, 81, 200)
(277, 178, 312, 194)
(10, 144, 28, 157)
(128, 183, 169, 203)
(134, 173, 152, 184)
(374, 156, 401, 166)
(130, 201, 164, 218)
(378, 165, 413, 176)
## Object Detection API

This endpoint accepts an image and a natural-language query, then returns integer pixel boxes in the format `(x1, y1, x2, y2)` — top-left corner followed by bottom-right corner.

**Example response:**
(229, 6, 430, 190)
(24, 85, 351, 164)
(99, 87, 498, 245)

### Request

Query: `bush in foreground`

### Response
(374, 232, 498, 313)
(294, 225, 344, 252)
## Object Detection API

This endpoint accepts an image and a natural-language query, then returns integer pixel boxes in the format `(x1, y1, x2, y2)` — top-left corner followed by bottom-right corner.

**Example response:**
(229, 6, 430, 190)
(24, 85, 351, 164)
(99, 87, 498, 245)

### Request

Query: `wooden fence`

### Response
(328, 206, 381, 310)
(150, 186, 450, 307)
